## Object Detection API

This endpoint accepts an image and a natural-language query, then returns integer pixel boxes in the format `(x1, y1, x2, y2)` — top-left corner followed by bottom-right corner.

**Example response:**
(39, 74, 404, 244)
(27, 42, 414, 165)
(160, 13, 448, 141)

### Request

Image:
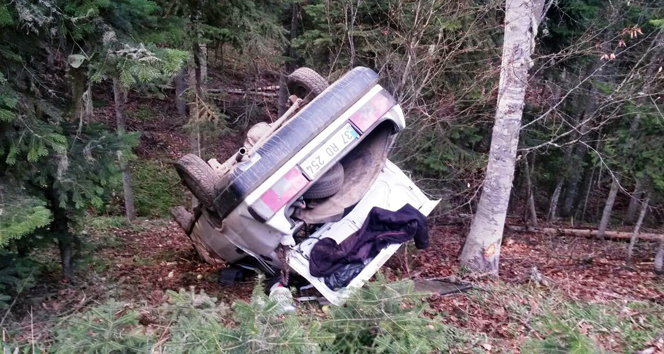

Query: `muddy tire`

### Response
(303, 162, 344, 199)
(175, 154, 217, 208)
(171, 206, 195, 234)
(287, 68, 328, 102)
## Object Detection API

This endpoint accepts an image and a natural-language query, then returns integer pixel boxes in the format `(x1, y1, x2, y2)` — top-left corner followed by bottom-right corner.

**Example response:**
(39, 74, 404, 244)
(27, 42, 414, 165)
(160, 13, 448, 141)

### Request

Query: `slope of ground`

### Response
(6, 216, 663, 351)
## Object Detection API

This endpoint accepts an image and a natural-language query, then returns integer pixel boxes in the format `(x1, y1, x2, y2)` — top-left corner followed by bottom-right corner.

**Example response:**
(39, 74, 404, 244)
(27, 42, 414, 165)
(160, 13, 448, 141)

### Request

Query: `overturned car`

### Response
(171, 67, 439, 305)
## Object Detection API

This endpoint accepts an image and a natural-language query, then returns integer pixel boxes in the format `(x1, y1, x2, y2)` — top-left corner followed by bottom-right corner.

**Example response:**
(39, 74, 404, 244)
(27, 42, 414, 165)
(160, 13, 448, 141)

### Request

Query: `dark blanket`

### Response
(309, 204, 429, 278)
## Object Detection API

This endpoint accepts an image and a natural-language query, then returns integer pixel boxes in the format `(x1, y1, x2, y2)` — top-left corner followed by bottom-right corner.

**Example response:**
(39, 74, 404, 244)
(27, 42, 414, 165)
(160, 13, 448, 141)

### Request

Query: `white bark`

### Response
(597, 176, 620, 240)
(460, 0, 544, 274)
(547, 179, 563, 222)
(625, 177, 646, 225)
(627, 195, 649, 266)
(523, 156, 538, 227)
(655, 241, 664, 275)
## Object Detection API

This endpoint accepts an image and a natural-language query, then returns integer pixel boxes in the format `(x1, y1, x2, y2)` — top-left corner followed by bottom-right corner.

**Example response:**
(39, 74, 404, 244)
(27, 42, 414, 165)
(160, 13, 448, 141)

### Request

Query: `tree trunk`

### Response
(576, 162, 596, 222)
(523, 155, 538, 227)
(175, 69, 188, 121)
(561, 35, 611, 218)
(188, 68, 201, 157)
(46, 186, 74, 279)
(278, 3, 301, 117)
(626, 178, 647, 226)
(278, 73, 289, 118)
(627, 195, 649, 266)
(560, 118, 592, 217)
(460, 0, 544, 274)
(655, 241, 664, 275)
(597, 176, 620, 240)
(70, 66, 87, 122)
(113, 78, 136, 222)
(506, 225, 664, 242)
(547, 179, 563, 222)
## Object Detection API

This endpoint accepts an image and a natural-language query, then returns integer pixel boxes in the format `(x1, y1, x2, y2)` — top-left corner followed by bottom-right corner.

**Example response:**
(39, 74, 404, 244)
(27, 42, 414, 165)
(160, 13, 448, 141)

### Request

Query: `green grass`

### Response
(131, 160, 188, 218)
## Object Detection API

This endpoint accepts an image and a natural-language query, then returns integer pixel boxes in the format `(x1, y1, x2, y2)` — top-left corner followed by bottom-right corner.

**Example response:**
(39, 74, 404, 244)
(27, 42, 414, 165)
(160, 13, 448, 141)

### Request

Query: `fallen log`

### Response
(159, 85, 279, 96)
(207, 88, 278, 97)
(506, 225, 664, 242)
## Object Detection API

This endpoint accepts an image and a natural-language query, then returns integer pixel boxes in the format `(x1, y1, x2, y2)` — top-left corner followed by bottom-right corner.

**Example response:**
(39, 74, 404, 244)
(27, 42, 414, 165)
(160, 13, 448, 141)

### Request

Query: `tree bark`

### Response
(175, 69, 188, 121)
(576, 162, 596, 222)
(597, 176, 620, 240)
(113, 78, 136, 222)
(547, 179, 563, 222)
(70, 66, 87, 122)
(46, 186, 74, 279)
(460, 0, 544, 274)
(655, 241, 664, 275)
(277, 73, 289, 118)
(627, 194, 649, 266)
(523, 155, 538, 227)
(278, 3, 301, 117)
(625, 177, 647, 225)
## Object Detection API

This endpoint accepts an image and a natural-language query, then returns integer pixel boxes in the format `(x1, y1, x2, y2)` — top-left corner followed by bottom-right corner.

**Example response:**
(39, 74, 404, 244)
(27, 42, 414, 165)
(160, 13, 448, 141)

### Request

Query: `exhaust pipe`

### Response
(235, 147, 248, 162)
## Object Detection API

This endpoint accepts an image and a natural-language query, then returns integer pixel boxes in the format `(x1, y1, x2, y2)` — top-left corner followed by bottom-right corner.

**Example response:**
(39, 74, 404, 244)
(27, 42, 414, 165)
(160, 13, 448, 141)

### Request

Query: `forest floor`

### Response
(4, 72, 664, 352)
(6, 216, 664, 352)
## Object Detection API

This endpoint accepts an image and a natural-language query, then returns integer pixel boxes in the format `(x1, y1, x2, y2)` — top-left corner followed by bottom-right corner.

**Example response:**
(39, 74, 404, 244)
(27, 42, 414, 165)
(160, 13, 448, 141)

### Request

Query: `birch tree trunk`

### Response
(523, 155, 538, 227)
(597, 176, 620, 240)
(547, 179, 563, 222)
(625, 177, 646, 225)
(655, 241, 664, 275)
(460, 0, 545, 274)
(577, 162, 596, 222)
(626, 194, 649, 266)
(113, 78, 136, 222)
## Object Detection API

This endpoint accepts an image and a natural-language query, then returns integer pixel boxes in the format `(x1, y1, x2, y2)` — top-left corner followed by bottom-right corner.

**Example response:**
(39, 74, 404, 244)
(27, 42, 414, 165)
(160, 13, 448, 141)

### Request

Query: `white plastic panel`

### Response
(287, 160, 440, 305)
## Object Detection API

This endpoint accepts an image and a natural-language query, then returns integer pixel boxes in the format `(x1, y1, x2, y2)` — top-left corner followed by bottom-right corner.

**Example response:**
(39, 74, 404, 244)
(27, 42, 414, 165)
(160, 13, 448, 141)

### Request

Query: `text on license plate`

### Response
(300, 124, 358, 180)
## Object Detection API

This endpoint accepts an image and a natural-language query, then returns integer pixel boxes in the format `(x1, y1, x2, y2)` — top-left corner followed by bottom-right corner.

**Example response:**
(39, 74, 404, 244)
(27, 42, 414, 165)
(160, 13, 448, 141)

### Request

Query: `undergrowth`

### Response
(2, 276, 472, 353)
(468, 282, 664, 353)
(131, 161, 187, 217)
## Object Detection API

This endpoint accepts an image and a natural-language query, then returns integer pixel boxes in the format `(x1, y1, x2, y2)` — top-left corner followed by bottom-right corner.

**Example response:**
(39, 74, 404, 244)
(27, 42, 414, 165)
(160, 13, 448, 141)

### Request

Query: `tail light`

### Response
(249, 167, 309, 222)
(349, 90, 396, 134)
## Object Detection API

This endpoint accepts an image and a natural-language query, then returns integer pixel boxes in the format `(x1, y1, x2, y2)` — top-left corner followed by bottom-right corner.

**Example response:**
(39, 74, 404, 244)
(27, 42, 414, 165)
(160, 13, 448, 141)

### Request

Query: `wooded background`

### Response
(1, 0, 663, 285)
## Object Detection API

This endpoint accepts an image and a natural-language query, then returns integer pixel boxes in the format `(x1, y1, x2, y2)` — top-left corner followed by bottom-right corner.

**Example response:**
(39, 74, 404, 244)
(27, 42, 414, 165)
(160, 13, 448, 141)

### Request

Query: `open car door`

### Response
(287, 160, 439, 305)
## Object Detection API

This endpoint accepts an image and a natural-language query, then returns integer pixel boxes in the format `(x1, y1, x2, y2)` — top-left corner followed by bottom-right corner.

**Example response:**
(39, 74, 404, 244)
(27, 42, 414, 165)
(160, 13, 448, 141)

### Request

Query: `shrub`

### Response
(52, 300, 155, 354)
(320, 275, 467, 353)
(131, 160, 187, 217)
(43, 277, 470, 353)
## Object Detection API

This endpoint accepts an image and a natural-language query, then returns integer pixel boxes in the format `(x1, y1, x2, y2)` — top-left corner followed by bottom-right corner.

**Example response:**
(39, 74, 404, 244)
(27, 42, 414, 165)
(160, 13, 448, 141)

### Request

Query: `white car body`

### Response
(178, 68, 439, 305)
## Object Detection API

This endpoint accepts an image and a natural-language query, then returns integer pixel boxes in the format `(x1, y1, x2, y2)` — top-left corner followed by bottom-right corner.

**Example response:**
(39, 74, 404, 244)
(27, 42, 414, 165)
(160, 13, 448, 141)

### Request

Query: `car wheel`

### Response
(303, 162, 344, 199)
(171, 206, 194, 234)
(175, 154, 217, 209)
(190, 231, 225, 265)
(287, 67, 328, 102)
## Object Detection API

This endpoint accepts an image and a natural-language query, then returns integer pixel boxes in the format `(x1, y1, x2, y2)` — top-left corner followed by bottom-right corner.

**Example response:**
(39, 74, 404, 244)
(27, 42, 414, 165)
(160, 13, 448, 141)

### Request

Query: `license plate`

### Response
(300, 124, 358, 180)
